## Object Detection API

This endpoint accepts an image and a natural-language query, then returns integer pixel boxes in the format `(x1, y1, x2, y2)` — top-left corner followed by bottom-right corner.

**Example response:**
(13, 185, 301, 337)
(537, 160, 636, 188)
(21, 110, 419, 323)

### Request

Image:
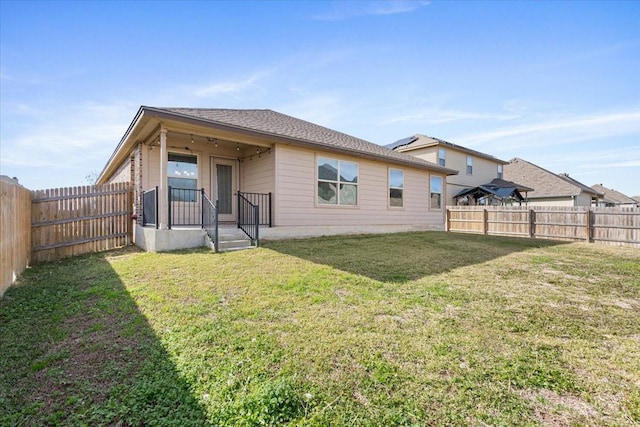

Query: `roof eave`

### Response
(97, 106, 147, 184)
(144, 107, 459, 175)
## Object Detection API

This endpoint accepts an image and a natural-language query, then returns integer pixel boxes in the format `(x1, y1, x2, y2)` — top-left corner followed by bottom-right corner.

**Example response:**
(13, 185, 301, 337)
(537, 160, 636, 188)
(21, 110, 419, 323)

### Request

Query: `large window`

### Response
(466, 156, 473, 175)
(497, 164, 503, 179)
(317, 157, 358, 205)
(438, 148, 446, 167)
(168, 153, 198, 201)
(430, 176, 443, 209)
(389, 169, 404, 207)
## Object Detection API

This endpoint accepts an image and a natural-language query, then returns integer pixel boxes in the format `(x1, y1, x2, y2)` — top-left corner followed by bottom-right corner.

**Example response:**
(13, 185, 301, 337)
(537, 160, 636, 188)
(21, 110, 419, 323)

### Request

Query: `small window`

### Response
(168, 153, 198, 201)
(497, 164, 503, 179)
(430, 176, 443, 209)
(317, 157, 358, 205)
(438, 148, 446, 167)
(389, 169, 404, 207)
(466, 156, 473, 175)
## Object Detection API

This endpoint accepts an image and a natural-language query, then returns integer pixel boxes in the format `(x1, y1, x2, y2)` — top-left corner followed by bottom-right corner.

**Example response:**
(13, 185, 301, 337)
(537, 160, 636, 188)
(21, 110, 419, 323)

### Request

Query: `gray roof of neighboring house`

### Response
(151, 107, 458, 175)
(503, 158, 602, 199)
(387, 134, 508, 164)
(590, 184, 638, 204)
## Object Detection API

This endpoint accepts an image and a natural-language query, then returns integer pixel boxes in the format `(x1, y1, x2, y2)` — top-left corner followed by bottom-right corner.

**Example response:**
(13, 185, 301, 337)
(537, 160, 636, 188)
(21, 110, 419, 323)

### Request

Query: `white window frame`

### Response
(438, 148, 446, 167)
(389, 168, 404, 208)
(316, 156, 359, 206)
(466, 156, 473, 175)
(497, 164, 503, 179)
(430, 175, 443, 210)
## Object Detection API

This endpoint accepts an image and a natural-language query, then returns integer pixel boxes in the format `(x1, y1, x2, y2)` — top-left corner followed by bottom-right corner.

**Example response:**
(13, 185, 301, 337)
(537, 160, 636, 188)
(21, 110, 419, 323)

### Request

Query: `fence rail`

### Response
(1, 178, 32, 296)
(31, 183, 132, 263)
(447, 206, 640, 247)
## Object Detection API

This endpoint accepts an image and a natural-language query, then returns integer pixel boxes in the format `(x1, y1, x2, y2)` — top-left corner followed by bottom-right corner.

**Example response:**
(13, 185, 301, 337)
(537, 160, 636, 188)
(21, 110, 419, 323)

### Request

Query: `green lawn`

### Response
(1, 232, 639, 426)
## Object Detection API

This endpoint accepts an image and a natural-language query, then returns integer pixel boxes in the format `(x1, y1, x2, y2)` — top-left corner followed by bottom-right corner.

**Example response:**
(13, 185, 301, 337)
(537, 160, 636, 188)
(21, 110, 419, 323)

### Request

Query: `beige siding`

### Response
(274, 145, 446, 228)
(574, 193, 594, 207)
(527, 193, 593, 207)
(406, 146, 502, 206)
(241, 149, 275, 194)
(527, 197, 575, 207)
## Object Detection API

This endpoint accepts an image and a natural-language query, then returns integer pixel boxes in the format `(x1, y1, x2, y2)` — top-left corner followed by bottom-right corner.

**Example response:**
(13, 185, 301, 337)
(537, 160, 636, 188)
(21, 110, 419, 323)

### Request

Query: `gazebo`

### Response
(454, 178, 533, 206)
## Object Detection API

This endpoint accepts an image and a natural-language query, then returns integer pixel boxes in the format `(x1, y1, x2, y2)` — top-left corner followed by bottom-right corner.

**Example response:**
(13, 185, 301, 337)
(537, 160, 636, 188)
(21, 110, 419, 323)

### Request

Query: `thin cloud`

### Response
(193, 70, 271, 98)
(459, 110, 640, 148)
(380, 108, 520, 126)
(313, 1, 429, 21)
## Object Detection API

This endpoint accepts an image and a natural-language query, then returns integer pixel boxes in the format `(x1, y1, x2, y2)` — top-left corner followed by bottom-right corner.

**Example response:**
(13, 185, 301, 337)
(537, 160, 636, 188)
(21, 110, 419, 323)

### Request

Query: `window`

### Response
(317, 157, 358, 205)
(438, 148, 446, 167)
(497, 164, 503, 179)
(430, 176, 442, 209)
(389, 169, 404, 207)
(466, 156, 473, 175)
(168, 153, 198, 201)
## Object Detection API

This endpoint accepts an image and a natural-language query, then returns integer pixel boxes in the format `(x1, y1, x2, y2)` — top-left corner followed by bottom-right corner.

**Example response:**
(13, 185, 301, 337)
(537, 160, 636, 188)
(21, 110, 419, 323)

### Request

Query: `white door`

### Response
(211, 158, 236, 222)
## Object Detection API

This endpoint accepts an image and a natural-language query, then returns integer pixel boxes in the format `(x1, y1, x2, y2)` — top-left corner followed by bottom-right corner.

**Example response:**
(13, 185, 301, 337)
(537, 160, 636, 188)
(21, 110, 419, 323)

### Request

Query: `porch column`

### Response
(158, 126, 169, 229)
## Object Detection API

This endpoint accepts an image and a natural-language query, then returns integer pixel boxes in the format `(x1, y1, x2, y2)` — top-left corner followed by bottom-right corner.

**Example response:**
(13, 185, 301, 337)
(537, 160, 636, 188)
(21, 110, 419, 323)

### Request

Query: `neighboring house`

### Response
(387, 135, 508, 206)
(97, 106, 457, 251)
(503, 158, 602, 206)
(591, 184, 639, 207)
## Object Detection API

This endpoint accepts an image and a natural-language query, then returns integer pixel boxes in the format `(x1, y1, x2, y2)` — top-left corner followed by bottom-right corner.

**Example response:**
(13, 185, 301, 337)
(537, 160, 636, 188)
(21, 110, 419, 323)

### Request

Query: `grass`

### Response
(1, 231, 639, 426)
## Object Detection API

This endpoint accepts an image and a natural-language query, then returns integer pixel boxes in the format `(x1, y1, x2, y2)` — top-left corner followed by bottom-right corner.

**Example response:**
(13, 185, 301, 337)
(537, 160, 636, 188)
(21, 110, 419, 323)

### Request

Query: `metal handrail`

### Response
(238, 192, 272, 227)
(202, 193, 218, 252)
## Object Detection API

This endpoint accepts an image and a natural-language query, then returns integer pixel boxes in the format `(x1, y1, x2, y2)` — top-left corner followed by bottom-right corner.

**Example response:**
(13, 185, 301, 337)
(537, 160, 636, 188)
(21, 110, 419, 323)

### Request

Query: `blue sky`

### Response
(1, 0, 639, 196)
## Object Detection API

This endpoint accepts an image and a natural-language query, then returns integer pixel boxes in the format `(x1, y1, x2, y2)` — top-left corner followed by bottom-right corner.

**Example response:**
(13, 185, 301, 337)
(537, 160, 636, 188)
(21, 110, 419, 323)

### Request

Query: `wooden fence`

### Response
(447, 206, 640, 247)
(1, 178, 32, 296)
(31, 183, 132, 263)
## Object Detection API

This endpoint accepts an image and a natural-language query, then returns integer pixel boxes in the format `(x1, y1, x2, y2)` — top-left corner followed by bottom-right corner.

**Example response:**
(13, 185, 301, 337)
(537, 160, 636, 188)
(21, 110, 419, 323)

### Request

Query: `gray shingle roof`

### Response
(590, 184, 637, 204)
(150, 107, 457, 174)
(503, 158, 600, 198)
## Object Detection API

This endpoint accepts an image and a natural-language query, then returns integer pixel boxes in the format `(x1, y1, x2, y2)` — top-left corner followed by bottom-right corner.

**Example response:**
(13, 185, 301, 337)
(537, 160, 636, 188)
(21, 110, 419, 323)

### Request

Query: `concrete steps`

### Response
(209, 227, 255, 252)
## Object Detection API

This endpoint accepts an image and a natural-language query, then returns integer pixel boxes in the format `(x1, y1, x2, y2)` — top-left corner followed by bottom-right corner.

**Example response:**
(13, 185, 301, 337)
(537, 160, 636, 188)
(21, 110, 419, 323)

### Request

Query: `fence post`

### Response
(586, 209, 592, 243)
(483, 208, 488, 235)
(529, 209, 535, 238)
(445, 208, 450, 232)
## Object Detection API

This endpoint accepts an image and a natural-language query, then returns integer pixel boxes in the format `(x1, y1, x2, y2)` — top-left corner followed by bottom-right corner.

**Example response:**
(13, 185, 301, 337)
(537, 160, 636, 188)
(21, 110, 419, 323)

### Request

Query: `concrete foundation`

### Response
(259, 224, 442, 240)
(134, 223, 444, 252)
(135, 225, 206, 252)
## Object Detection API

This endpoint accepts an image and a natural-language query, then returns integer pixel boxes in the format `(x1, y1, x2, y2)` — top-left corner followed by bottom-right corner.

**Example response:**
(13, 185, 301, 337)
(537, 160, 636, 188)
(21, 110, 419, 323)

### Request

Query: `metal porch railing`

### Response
(237, 193, 260, 247)
(142, 186, 158, 228)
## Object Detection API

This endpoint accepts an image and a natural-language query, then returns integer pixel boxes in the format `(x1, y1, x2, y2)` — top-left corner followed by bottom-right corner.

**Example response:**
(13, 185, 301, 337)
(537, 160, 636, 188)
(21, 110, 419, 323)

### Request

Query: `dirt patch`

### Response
(518, 388, 599, 425)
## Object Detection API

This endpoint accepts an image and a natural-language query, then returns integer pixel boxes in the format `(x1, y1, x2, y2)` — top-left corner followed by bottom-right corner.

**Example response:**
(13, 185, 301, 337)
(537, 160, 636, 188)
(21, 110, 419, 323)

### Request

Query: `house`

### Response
(388, 135, 508, 206)
(591, 184, 639, 207)
(503, 158, 602, 206)
(97, 106, 457, 251)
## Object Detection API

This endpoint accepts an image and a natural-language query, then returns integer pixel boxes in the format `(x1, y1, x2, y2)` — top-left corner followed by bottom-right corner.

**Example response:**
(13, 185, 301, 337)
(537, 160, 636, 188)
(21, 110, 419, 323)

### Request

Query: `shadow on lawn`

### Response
(264, 231, 568, 283)
(0, 249, 209, 426)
